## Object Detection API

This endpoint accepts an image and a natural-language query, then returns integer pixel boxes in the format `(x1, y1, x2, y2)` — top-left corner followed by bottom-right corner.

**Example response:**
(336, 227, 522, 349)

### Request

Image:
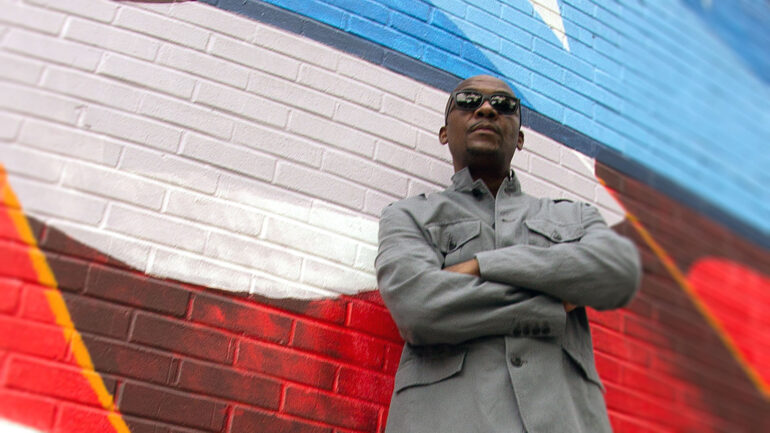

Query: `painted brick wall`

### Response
(231, 0, 770, 239)
(0, 1, 768, 433)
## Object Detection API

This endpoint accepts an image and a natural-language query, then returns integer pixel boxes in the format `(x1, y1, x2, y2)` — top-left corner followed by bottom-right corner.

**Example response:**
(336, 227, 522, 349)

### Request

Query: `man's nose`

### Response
(474, 100, 498, 118)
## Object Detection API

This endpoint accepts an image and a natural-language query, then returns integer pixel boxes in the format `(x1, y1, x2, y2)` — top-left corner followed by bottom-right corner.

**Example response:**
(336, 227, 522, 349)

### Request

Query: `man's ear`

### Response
(516, 130, 524, 151)
(439, 126, 448, 145)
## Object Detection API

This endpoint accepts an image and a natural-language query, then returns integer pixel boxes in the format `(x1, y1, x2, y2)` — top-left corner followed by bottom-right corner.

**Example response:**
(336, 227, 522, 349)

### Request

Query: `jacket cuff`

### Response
(508, 294, 567, 338)
(476, 249, 512, 283)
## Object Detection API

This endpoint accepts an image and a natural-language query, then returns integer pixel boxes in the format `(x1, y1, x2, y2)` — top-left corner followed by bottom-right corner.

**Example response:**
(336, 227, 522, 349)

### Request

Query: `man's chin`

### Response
(466, 144, 502, 156)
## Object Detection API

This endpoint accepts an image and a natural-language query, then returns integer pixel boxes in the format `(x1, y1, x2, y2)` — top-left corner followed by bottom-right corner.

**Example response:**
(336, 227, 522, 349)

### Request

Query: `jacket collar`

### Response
(450, 167, 522, 195)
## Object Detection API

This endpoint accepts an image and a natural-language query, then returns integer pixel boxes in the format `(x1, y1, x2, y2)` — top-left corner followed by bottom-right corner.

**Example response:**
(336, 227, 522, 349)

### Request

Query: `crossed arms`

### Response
(375, 202, 641, 346)
(443, 259, 578, 312)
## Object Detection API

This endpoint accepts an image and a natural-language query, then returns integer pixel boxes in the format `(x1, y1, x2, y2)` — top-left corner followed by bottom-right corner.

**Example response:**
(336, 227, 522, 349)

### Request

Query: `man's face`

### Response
(439, 75, 523, 174)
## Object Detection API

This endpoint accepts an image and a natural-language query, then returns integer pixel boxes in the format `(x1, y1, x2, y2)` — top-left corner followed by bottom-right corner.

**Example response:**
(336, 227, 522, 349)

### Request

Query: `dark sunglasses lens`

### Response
(454, 91, 518, 114)
(455, 91, 483, 109)
(489, 95, 517, 114)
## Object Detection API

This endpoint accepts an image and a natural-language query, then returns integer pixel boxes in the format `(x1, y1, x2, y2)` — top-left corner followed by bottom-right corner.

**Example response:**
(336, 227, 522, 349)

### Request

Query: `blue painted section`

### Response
(204, 0, 770, 248)
(682, 0, 770, 85)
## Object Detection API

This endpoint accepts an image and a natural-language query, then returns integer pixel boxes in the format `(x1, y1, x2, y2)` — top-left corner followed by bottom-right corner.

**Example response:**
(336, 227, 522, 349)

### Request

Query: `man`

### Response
(375, 75, 641, 433)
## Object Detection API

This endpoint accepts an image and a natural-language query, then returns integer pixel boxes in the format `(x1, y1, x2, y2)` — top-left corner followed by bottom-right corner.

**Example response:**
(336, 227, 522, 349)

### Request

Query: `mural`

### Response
(0, 0, 767, 432)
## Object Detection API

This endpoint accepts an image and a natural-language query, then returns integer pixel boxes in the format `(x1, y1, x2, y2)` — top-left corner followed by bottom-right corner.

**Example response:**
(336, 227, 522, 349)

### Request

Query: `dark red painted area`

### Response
(189, 292, 293, 344)
(119, 381, 229, 432)
(2, 166, 770, 432)
(597, 163, 770, 432)
(230, 406, 331, 433)
(86, 265, 191, 317)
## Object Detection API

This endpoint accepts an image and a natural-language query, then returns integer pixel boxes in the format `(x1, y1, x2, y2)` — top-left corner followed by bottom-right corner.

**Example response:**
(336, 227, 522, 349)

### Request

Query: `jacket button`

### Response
(551, 231, 562, 241)
(510, 356, 524, 367)
(531, 325, 541, 336)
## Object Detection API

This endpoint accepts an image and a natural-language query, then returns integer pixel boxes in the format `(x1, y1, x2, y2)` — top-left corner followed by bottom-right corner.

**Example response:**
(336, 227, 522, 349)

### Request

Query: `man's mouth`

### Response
(469, 122, 500, 135)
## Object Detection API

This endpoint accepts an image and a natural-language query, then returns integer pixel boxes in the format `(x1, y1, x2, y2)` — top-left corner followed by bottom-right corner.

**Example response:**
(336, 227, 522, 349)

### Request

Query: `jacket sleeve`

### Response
(475, 203, 641, 310)
(376, 203, 566, 346)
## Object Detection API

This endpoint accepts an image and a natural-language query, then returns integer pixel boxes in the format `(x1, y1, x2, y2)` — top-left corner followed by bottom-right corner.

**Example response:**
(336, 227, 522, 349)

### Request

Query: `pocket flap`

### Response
(562, 346, 605, 391)
(394, 349, 467, 393)
(525, 219, 584, 243)
(428, 220, 481, 253)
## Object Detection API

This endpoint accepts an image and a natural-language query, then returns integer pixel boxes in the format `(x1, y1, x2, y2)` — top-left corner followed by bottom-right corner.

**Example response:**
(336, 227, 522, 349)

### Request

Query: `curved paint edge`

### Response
(0, 165, 131, 433)
(203, 0, 769, 250)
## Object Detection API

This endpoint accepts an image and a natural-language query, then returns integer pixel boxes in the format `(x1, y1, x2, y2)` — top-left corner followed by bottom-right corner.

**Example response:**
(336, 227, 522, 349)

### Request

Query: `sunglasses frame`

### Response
(445, 90, 521, 124)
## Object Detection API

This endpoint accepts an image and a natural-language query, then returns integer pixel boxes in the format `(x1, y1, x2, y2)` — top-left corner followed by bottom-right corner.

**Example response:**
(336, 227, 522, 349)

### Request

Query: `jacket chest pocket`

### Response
(524, 219, 585, 248)
(427, 220, 481, 268)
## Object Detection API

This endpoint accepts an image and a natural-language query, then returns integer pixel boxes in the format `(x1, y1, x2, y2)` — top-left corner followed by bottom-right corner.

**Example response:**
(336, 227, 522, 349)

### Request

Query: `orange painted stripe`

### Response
(0, 165, 132, 432)
(598, 177, 769, 399)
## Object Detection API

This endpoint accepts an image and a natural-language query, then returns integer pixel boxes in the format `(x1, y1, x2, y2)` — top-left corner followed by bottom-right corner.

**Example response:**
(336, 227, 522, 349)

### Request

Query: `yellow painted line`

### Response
(598, 177, 769, 399)
(0, 165, 132, 432)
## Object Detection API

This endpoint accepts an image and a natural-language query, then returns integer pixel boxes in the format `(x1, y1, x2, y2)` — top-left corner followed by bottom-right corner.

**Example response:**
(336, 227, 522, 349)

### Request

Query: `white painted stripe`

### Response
(0, 419, 45, 433)
(529, 0, 571, 51)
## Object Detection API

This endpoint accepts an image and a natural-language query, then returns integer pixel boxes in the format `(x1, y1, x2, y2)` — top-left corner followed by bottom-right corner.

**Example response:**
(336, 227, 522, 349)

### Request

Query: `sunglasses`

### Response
(446, 90, 521, 122)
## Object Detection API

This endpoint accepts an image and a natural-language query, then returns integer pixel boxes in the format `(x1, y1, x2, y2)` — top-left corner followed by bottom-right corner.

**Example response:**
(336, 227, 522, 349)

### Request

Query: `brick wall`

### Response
(0, 0, 767, 432)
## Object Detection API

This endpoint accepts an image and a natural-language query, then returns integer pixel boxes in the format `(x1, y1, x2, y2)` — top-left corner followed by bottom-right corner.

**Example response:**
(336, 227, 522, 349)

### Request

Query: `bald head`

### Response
(455, 75, 514, 93)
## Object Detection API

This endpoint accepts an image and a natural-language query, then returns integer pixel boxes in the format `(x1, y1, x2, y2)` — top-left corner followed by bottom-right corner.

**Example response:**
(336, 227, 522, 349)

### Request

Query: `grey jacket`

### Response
(376, 168, 641, 433)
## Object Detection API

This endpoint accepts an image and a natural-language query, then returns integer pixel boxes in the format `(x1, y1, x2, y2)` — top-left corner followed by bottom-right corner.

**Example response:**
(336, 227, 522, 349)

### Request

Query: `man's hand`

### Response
(443, 258, 481, 276)
(563, 302, 577, 313)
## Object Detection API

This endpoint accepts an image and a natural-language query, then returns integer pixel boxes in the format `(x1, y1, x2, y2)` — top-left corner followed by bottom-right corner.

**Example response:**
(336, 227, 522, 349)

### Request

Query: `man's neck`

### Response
(469, 169, 507, 197)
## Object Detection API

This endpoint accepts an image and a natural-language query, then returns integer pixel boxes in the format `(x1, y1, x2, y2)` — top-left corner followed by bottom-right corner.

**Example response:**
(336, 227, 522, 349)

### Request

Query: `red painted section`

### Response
(5, 357, 114, 408)
(0, 315, 70, 362)
(0, 278, 22, 314)
(0, 390, 57, 432)
(337, 366, 394, 406)
(688, 257, 770, 386)
(0, 239, 40, 287)
(54, 405, 120, 433)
